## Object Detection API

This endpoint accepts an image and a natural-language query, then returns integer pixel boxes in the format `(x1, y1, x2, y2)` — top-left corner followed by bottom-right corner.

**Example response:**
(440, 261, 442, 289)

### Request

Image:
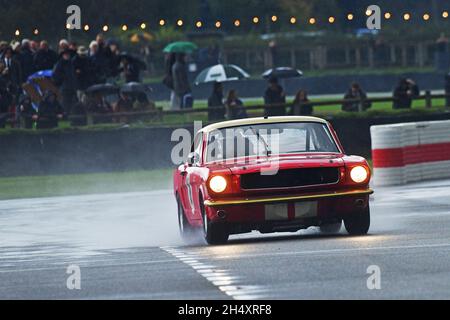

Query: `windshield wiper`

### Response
(249, 126, 271, 156)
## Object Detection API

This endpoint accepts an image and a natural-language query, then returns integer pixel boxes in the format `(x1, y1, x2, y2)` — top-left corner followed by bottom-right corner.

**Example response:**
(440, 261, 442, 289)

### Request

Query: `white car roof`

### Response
(201, 116, 329, 134)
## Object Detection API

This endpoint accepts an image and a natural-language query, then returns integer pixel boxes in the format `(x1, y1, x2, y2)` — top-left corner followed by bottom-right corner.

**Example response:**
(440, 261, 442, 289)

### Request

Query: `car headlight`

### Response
(209, 176, 228, 193)
(350, 166, 368, 183)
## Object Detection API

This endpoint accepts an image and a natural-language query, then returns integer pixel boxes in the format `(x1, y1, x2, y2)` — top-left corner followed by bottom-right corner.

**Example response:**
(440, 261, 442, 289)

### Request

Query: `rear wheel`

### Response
(320, 220, 342, 234)
(344, 206, 371, 236)
(177, 197, 195, 243)
(201, 199, 229, 245)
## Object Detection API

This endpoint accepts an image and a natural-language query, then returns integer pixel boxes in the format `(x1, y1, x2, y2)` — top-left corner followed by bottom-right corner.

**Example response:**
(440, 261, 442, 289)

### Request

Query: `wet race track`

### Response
(1, 180, 450, 300)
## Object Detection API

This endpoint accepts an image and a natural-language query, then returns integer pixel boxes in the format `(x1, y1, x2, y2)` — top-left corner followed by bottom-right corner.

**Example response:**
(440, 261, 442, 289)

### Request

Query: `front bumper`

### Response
(204, 189, 373, 225)
(204, 189, 374, 207)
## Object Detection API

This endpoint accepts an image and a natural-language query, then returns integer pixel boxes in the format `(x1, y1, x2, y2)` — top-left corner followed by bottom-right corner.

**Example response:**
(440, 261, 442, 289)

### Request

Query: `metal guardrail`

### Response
(1, 92, 449, 128)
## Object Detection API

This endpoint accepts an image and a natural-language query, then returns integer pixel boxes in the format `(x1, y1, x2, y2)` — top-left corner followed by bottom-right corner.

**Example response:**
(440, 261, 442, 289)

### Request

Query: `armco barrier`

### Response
(371, 120, 450, 186)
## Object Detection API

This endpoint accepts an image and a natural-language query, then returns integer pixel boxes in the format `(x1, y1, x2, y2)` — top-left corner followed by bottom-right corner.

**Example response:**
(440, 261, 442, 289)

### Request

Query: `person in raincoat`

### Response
(291, 90, 313, 116)
(115, 92, 134, 113)
(53, 48, 77, 115)
(120, 56, 141, 83)
(163, 53, 179, 110)
(34, 41, 58, 71)
(208, 82, 225, 122)
(2, 46, 22, 104)
(0, 63, 13, 128)
(133, 92, 155, 111)
(172, 53, 192, 109)
(19, 39, 35, 80)
(342, 83, 371, 112)
(264, 77, 286, 116)
(393, 78, 419, 109)
(73, 46, 95, 98)
(225, 89, 247, 120)
(86, 92, 113, 118)
(34, 91, 64, 129)
(18, 96, 35, 129)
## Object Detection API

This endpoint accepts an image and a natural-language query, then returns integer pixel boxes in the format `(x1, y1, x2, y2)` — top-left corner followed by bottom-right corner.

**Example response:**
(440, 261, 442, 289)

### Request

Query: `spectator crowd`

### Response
(0, 34, 150, 129)
(1, 34, 448, 129)
(204, 75, 429, 122)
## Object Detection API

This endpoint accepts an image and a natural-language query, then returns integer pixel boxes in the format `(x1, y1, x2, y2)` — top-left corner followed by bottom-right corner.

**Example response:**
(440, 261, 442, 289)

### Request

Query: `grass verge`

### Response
(0, 168, 174, 200)
(0, 160, 375, 200)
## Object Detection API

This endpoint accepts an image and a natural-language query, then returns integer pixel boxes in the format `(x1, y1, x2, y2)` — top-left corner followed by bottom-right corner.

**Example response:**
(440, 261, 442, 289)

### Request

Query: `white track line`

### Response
(161, 246, 269, 300)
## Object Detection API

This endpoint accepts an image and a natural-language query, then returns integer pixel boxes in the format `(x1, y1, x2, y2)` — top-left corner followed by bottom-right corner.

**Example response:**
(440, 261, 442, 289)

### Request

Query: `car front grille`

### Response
(240, 167, 340, 190)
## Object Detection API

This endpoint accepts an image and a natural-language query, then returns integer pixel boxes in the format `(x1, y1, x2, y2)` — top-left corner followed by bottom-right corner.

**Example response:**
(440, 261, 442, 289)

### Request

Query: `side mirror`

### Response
(187, 152, 199, 166)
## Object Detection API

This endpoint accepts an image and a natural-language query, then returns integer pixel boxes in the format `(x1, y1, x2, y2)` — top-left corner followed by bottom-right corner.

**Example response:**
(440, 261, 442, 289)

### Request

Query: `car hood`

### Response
(207, 153, 345, 175)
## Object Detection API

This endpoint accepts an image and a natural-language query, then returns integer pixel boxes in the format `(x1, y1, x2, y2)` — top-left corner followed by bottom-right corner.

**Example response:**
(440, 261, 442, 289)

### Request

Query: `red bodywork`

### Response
(173, 120, 372, 235)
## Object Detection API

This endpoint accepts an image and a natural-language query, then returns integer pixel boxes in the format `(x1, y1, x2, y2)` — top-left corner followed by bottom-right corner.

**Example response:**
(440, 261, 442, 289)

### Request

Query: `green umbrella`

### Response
(163, 41, 198, 53)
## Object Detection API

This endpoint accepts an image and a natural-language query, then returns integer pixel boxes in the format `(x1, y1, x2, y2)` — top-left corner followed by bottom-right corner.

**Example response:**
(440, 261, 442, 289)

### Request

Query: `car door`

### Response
(180, 132, 205, 222)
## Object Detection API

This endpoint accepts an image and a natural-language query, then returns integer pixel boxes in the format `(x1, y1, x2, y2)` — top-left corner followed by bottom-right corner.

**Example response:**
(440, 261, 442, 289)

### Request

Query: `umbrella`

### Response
(163, 41, 198, 54)
(121, 82, 152, 94)
(85, 84, 120, 95)
(27, 70, 53, 82)
(25, 70, 57, 110)
(262, 67, 303, 79)
(195, 64, 250, 85)
(119, 53, 147, 71)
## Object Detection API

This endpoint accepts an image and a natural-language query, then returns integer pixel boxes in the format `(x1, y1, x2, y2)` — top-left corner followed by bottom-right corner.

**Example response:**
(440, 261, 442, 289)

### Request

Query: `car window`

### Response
(206, 122, 339, 162)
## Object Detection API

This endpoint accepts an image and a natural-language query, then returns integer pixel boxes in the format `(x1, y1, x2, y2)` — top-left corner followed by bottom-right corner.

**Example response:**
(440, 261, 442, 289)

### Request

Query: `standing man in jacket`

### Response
(2, 46, 22, 106)
(264, 77, 286, 116)
(172, 53, 192, 109)
(34, 41, 58, 71)
(53, 49, 77, 115)
(19, 39, 35, 80)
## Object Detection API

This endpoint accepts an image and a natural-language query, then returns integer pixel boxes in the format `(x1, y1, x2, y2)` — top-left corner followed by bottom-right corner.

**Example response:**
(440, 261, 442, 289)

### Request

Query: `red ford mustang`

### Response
(173, 116, 373, 245)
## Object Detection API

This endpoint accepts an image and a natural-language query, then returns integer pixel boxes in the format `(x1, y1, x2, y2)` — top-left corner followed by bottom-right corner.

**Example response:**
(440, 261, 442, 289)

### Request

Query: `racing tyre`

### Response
(344, 206, 371, 236)
(201, 200, 229, 245)
(320, 220, 342, 234)
(177, 197, 196, 243)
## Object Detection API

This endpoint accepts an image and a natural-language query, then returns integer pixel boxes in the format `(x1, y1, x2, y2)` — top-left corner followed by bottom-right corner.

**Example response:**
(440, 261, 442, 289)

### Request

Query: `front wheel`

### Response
(344, 206, 371, 236)
(201, 201, 229, 245)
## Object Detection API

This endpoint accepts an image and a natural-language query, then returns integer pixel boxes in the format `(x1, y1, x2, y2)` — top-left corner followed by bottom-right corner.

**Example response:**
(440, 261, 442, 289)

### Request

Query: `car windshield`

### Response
(206, 122, 339, 162)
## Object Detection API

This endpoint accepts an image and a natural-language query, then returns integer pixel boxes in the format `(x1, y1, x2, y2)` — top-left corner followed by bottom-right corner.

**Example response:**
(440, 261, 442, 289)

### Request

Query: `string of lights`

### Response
(12, 10, 450, 37)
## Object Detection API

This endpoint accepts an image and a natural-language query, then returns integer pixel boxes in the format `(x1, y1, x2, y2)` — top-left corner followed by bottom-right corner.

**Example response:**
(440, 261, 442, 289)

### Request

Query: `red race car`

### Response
(174, 116, 373, 245)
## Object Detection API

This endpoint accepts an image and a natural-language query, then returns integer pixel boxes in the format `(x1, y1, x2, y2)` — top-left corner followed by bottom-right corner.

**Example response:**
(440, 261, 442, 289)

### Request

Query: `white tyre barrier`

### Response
(371, 120, 450, 186)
